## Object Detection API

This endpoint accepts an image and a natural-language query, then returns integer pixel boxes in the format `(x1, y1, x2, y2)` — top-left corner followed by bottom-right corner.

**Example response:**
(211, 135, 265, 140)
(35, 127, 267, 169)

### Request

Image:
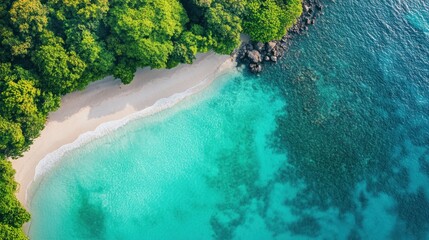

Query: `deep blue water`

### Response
(265, 0, 429, 238)
(29, 0, 429, 239)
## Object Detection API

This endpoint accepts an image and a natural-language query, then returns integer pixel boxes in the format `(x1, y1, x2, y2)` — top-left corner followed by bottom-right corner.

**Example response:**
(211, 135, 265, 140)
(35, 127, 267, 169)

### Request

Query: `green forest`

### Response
(0, 0, 301, 238)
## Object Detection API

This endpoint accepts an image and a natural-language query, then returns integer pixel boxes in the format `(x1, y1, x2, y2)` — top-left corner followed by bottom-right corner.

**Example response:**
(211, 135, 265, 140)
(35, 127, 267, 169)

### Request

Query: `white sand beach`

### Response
(13, 52, 235, 207)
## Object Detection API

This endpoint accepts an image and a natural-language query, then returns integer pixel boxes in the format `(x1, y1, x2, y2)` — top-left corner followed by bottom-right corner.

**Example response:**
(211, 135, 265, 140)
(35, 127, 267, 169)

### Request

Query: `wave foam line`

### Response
(33, 77, 210, 181)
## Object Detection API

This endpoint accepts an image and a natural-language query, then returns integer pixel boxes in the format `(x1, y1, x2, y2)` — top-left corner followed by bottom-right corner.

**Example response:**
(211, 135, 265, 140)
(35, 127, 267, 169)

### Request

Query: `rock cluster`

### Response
(237, 41, 285, 73)
(290, 0, 323, 34)
(236, 0, 324, 73)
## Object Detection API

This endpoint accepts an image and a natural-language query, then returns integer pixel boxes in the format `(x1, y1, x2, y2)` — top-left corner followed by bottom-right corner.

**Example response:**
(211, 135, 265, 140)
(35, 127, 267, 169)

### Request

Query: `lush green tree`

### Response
(1, 80, 40, 118)
(6, 0, 48, 57)
(0, 63, 46, 150)
(46, 0, 109, 25)
(284, 0, 303, 30)
(189, 24, 214, 53)
(107, 0, 189, 83)
(9, 0, 47, 35)
(214, 0, 247, 15)
(112, 60, 136, 84)
(65, 25, 114, 86)
(205, 3, 242, 54)
(243, 0, 302, 42)
(0, 118, 24, 157)
(243, 0, 285, 42)
(179, 0, 210, 23)
(0, 223, 28, 240)
(39, 91, 61, 115)
(167, 31, 200, 68)
(0, 160, 30, 239)
(33, 33, 86, 94)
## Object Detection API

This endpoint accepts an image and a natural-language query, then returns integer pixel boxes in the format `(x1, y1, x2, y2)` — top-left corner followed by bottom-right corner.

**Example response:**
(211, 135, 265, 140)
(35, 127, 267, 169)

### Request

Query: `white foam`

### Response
(33, 78, 210, 181)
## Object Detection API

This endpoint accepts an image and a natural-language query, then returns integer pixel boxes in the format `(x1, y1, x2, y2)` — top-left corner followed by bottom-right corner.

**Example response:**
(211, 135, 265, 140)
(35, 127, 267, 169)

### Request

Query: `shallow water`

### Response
(29, 0, 429, 239)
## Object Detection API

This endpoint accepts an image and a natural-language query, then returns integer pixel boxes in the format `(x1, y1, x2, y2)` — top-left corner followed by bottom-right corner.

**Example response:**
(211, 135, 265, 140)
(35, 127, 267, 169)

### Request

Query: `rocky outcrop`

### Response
(247, 50, 262, 63)
(249, 63, 262, 73)
(236, 0, 324, 73)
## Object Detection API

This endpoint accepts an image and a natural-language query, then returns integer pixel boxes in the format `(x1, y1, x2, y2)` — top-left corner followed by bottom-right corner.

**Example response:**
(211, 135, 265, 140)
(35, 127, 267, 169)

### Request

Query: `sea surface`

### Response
(29, 0, 429, 239)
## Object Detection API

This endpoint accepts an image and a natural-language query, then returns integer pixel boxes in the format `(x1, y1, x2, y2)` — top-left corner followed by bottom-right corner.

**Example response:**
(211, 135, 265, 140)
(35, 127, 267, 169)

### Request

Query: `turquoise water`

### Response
(29, 72, 288, 239)
(29, 0, 429, 239)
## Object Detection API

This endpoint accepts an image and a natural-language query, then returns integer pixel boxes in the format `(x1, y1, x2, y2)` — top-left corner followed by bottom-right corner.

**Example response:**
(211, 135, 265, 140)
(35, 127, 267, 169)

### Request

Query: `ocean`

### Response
(28, 0, 429, 239)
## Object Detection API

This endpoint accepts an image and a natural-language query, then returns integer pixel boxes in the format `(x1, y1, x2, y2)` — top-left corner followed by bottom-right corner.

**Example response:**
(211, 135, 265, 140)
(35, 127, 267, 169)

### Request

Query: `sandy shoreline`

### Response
(13, 52, 235, 208)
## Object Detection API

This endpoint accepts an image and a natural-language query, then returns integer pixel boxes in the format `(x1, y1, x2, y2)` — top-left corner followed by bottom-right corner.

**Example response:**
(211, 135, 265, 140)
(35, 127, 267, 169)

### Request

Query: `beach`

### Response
(12, 52, 234, 207)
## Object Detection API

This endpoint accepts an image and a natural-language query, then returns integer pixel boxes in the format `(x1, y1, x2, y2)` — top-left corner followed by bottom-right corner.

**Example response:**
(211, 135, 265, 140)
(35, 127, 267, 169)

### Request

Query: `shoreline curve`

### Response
(12, 52, 235, 209)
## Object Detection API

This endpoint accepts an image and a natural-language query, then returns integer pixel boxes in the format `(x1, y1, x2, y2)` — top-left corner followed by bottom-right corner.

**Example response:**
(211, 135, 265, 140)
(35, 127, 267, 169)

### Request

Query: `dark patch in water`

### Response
(395, 188, 429, 239)
(288, 215, 321, 237)
(419, 150, 429, 177)
(205, 99, 261, 239)
(257, 0, 429, 237)
(272, 48, 394, 213)
(75, 184, 106, 239)
(347, 228, 362, 240)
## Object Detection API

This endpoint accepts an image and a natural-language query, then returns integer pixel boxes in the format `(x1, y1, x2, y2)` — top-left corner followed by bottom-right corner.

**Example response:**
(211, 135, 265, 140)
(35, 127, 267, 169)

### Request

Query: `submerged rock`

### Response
(249, 63, 262, 73)
(270, 56, 278, 62)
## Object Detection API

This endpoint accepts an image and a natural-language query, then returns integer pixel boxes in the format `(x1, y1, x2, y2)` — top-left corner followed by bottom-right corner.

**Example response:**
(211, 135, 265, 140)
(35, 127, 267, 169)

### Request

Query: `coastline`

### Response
(13, 52, 235, 208)
(237, 0, 323, 73)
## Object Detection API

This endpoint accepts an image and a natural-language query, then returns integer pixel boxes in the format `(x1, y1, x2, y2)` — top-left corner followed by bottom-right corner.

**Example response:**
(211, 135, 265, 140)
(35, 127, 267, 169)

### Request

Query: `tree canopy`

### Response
(243, 0, 303, 42)
(0, 160, 30, 239)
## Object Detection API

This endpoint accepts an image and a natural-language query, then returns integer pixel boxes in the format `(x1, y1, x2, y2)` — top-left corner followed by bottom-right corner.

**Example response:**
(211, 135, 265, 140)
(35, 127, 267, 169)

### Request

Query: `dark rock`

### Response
(304, 4, 310, 12)
(249, 63, 262, 73)
(255, 42, 265, 52)
(239, 52, 246, 59)
(237, 44, 248, 59)
(247, 50, 262, 63)
(235, 0, 324, 74)
(267, 41, 277, 52)
(272, 49, 278, 57)
(277, 47, 285, 57)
